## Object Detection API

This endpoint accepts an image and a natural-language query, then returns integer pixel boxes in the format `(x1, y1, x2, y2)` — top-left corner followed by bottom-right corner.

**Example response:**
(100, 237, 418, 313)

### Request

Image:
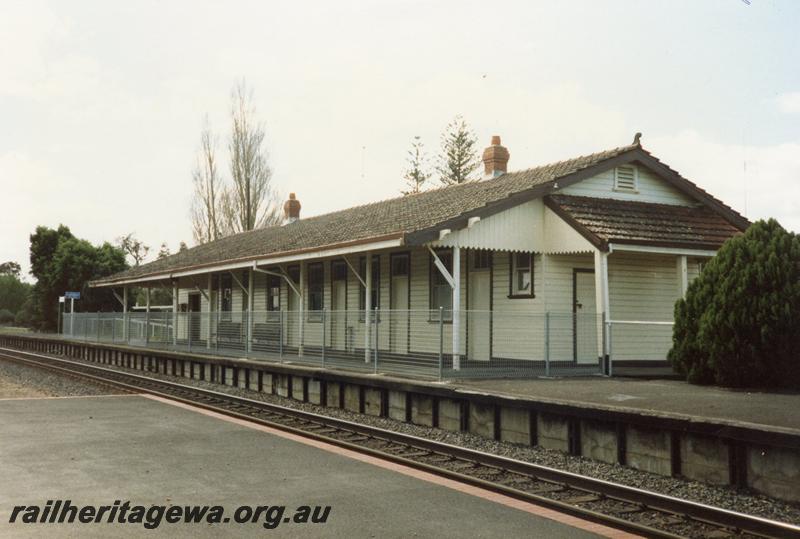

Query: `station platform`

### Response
(456, 377, 800, 435)
(0, 394, 621, 538)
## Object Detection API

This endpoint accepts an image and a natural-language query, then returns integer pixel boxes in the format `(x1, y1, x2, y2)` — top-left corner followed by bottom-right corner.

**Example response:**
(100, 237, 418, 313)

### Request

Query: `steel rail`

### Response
(1, 347, 798, 539)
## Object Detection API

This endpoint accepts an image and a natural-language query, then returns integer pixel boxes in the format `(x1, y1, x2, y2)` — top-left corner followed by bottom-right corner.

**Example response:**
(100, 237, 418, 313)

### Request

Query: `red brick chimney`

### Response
(283, 193, 301, 224)
(482, 135, 510, 179)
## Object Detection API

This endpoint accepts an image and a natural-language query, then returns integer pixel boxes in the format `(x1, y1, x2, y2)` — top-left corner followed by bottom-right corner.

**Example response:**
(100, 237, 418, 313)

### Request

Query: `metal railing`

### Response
(61, 309, 621, 380)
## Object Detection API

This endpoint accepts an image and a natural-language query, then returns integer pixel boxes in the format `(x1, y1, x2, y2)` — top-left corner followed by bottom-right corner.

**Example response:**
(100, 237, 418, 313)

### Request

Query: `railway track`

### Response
(2, 346, 798, 539)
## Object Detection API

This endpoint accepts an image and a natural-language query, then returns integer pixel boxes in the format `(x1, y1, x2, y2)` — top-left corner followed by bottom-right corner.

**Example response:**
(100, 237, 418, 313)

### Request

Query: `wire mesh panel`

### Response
(608, 319, 674, 370)
(59, 310, 620, 380)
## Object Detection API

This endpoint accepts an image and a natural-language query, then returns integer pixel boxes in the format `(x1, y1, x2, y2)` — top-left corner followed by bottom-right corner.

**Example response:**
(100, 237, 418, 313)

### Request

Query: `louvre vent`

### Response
(615, 165, 637, 191)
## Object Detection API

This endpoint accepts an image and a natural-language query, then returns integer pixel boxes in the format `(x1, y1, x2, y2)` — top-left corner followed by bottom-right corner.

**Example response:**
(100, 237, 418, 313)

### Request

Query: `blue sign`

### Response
(65, 291, 81, 300)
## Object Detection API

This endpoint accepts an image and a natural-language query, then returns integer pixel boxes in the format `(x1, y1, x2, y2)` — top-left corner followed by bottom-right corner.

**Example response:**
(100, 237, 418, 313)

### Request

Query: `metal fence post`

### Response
(96, 314, 101, 342)
(606, 316, 613, 377)
(322, 309, 326, 368)
(545, 312, 551, 377)
(279, 309, 284, 362)
(188, 313, 192, 352)
(145, 311, 150, 346)
(111, 315, 116, 343)
(438, 307, 444, 381)
(373, 307, 379, 374)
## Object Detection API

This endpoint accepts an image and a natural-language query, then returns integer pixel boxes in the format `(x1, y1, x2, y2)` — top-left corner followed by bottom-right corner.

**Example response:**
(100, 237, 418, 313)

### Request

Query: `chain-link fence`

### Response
(605, 319, 674, 375)
(61, 310, 615, 380)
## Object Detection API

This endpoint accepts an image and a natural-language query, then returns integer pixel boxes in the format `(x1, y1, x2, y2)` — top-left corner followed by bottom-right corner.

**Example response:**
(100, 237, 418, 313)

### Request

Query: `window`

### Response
(220, 274, 233, 315)
(472, 250, 490, 270)
(429, 250, 453, 320)
(266, 274, 281, 312)
(391, 253, 409, 277)
(332, 260, 347, 281)
(359, 255, 380, 321)
(307, 263, 324, 320)
(287, 265, 300, 285)
(509, 252, 533, 298)
(614, 165, 638, 192)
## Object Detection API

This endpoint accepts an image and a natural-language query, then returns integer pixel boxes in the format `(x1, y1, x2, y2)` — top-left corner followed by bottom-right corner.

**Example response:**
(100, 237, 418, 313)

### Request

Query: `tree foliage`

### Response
(668, 219, 800, 388)
(0, 273, 32, 315)
(0, 261, 21, 277)
(401, 136, 431, 195)
(116, 233, 150, 266)
(436, 115, 480, 185)
(28, 225, 128, 331)
(0, 309, 14, 324)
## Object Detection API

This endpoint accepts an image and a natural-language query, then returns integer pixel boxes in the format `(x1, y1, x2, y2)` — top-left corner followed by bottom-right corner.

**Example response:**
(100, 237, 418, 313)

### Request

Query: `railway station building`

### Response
(83, 135, 747, 378)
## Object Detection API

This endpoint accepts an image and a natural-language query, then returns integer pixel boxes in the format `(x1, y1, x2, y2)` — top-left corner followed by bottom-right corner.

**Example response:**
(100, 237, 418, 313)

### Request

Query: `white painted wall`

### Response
(560, 165, 695, 206)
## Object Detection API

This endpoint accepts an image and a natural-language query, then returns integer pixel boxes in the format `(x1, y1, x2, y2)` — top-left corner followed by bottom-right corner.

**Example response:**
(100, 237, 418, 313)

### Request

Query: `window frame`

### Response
(266, 274, 281, 312)
(508, 252, 535, 299)
(306, 262, 324, 322)
(428, 249, 453, 321)
(219, 273, 233, 319)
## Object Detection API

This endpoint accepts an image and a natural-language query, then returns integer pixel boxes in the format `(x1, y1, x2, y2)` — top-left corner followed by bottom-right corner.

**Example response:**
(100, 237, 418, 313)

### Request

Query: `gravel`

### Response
(0, 358, 122, 397)
(56, 354, 800, 525)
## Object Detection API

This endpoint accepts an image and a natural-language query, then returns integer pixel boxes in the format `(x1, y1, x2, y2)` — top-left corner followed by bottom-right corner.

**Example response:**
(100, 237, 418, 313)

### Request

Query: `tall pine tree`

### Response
(436, 115, 480, 185)
(401, 136, 431, 195)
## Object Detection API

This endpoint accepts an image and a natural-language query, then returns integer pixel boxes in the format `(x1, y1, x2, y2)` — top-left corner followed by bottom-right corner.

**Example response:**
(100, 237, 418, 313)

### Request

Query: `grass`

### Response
(0, 326, 32, 334)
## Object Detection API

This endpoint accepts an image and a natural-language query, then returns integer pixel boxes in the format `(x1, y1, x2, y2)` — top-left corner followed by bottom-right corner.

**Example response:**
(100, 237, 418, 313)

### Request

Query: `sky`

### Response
(1, 0, 799, 280)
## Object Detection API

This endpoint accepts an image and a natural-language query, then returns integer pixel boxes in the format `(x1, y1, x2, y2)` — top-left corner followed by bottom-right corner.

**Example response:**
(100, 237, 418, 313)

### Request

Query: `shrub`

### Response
(0, 309, 15, 324)
(668, 219, 800, 388)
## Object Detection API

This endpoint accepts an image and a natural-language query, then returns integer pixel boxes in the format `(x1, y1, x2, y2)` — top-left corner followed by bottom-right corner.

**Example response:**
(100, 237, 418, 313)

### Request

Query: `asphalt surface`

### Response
(0, 395, 606, 538)
(458, 377, 800, 433)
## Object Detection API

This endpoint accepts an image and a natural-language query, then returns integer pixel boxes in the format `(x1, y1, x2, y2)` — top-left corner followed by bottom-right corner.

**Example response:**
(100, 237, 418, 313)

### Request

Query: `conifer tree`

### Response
(436, 115, 480, 185)
(401, 136, 431, 195)
(669, 219, 800, 388)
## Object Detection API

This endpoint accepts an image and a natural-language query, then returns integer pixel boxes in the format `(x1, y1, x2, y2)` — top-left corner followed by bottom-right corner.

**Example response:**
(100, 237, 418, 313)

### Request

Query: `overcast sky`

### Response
(2, 0, 799, 280)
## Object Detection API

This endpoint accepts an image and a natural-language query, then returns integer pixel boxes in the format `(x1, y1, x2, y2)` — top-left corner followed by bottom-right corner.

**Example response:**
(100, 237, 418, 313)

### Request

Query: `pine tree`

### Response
(401, 136, 431, 195)
(668, 219, 800, 388)
(436, 115, 480, 185)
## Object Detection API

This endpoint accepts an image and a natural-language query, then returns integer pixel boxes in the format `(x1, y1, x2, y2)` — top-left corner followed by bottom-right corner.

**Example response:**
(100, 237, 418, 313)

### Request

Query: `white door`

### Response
(468, 252, 491, 361)
(573, 270, 597, 363)
(390, 277, 408, 354)
(287, 285, 298, 348)
(331, 278, 346, 351)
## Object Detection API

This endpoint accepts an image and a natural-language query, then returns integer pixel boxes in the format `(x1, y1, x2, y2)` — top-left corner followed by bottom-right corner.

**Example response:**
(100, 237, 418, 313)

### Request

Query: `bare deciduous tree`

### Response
(191, 116, 223, 244)
(222, 80, 282, 234)
(116, 233, 150, 266)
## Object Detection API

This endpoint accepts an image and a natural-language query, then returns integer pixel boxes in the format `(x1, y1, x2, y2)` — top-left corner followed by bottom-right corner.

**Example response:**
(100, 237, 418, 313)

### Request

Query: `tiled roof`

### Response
(93, 144, 639, 285)
(546, 194, 742, 249)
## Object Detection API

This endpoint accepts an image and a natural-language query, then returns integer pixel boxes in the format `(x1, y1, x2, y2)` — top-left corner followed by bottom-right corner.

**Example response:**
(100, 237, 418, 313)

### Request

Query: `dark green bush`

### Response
(668, 219, 800, 388)
(0, 309, 15, 324)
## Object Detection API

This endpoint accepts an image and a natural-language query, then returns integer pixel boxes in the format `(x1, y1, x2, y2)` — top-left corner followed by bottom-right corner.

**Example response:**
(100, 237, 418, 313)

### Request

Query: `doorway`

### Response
(331, 261, 347, 352)
(389, 253, 409, 355)
(572, 269, 597, 363)
(468, 250, 491, 361)
(188, 293, 201, 344)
